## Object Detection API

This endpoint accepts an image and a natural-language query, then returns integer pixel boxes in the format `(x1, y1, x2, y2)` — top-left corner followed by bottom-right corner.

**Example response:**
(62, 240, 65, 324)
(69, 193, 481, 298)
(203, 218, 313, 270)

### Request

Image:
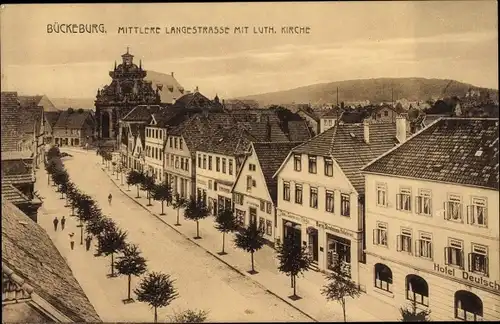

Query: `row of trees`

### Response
(45, 146, 207, 323)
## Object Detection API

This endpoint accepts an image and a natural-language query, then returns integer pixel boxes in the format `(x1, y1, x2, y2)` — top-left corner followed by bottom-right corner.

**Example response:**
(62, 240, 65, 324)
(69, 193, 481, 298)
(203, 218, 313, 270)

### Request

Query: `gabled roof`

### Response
(121, 105, 162, 122)
(145, 71, 185, 104)
(423, 114, 447, 126)
(1, 183, 31, 204)
(252, 141, 303, 203)
(1, 92, 23, 152)
(19, 105, 43, 135)
(199, 124, 258, 156)
(362, 118, 499, 190)
(287, 120, 312, 142)
(53, 109, 93, 129)
(2, 202, 101, 322)
(289, 123, 403, 194)
(173, 91, 223, 111)
(19, 95, 59, 112)
(44, 111, 62, 128)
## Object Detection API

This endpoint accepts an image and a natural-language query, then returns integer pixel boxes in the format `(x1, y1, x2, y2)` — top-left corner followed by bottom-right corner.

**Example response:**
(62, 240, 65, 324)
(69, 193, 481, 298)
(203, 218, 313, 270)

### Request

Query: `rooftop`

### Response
(1, 92, 22, 152)
(53, 108, 93, 129)
(362, 118, 499, 190)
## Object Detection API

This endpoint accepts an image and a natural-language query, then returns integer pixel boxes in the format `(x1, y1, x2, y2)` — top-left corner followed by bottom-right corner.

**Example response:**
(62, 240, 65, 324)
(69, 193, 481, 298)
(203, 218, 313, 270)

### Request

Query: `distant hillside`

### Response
(51, 97, 95, 110)
(235, 78, 499, 106)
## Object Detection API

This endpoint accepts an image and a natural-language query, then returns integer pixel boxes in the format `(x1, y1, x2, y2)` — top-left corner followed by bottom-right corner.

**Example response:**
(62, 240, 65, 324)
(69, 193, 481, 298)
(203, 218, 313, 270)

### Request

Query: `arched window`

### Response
(374, 263, 392, 292)
(406, 275, 429, 306)
(455, 290, 483, 321)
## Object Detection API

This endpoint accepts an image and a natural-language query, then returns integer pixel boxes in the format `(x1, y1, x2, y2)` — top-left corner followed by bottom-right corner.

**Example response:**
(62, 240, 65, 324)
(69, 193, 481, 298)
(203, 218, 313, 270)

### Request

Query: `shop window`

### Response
(283, 181, 290, 201)
(74, 138, 79, 146)
(309, 187, 318, 209)
(373, 222, 388, 247)
(308, 155, 317, 174)
(455, 290, 483, 321)
(467, 197, 487, 226)
(340, 193, 350, 217)
(376, 183, 387, 207)
(396, 187, 412, 212)
(445, 194, 463, 222)
(397, 228, 412, 254)
(469, 244, 488, 276)
(445, 238, 464, 269)
(327, 235, 351, 277)
(295, 184, 303, 205)
(266, 220, 272, 236)
(235, 209, 246, 227)
(324, 157, 333, 177)
(293, 154, 301, 171)
(406, 275, 429, 306)
(374, 263, 392, 292)
(416, 232, 433, 260)
(416, 189, 432, 215)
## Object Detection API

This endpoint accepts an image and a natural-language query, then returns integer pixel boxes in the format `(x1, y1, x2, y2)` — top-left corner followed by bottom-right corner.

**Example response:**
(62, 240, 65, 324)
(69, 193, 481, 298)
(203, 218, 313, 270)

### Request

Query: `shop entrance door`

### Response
(249, 207, 257, 225)
(308, 229, 319, 262)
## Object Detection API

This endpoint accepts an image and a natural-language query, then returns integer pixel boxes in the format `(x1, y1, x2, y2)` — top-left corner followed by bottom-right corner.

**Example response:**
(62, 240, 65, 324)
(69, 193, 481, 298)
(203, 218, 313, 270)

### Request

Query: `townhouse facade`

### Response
(165, 133, 194, 198)
(144, 125, 166, 183)
(232, 142, 301, 243)
(361, 118, 500, 321)
(52, 109, 95, 147)
(274, 117, 409, 279)
(319, 108, 340, 134)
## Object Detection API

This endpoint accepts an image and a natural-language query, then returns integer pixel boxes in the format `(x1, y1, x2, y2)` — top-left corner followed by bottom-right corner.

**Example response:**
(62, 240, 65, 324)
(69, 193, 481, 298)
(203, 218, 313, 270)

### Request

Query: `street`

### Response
(36, 151, 311, 322)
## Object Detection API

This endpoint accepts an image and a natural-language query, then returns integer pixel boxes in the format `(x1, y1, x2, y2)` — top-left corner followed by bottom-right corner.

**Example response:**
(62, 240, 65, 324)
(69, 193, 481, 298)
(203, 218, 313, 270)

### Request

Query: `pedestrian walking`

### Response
(85, 142, 89, 150)
(69, 232, 75, 250)
(108, 193, 113, 206)
(61, 216, 66, 231)
(53, 217, 59, 231)
(85, 235, 93, 251)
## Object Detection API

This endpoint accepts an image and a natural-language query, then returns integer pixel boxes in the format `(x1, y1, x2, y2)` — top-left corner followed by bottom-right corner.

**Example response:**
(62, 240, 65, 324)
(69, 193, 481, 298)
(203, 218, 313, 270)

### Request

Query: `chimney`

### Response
(396, 113, 408, 143)
(172, 97, 176, 104)
(363, 119, 369, 144)
(195, 86, 199, 93)
(171, 72, 174, 77)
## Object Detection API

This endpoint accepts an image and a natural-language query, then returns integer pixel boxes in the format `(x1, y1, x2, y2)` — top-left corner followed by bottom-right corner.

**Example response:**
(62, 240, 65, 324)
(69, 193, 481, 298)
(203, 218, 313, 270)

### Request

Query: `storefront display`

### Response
(327, 233, 352, 277)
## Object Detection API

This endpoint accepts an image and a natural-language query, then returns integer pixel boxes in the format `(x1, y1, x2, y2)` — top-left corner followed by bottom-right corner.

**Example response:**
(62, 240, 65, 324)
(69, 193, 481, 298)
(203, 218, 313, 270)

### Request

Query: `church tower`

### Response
(94, 48, 160, 146)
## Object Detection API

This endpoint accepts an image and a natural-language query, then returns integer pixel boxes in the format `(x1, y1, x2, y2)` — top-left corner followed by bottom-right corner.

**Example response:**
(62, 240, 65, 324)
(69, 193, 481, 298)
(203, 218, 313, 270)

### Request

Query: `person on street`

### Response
(85, 235, 93, 251)
(53, 217, 59, 231)
(69, 232, 75, 250)
(61, 216, 66, 230)
(108, 193, 112, 205)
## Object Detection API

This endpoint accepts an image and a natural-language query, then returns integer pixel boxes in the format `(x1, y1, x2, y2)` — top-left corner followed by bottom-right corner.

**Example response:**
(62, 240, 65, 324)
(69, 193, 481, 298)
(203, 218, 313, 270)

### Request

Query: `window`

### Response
(258, 217, 266, 233)
(384, 110, 389, 117)
(175, 157, 179, 169)
(396, 188, 411, 211)
(445, 238, 464, 269)
(185, 159, 189, 172)
(180, 158, 184, 170)
(469, 244, 488, 276)
(198, 155, 202, 168)
(374, 263, 392, 292)
(170, 155, 174, 167)
(246, 176, 252, 190)
(455, 291, 483, 321)
(222, 158, 226, 173)
(325, 190, 334, 213)
(235, 209, 245, 227)
(310, 187, 318, 209)
(293, 154, 301, 171)
(166, 154, 170, 166)
(260, 200, 265, 212)
(216, 157, 220, 172)
(169, 137, 173, 148)
(229, 160, 233, 175)
(235, 193, 244, 205)
(308, 155, 317, 174)
(208, 180, 212, 190)
(468, 197, 487, 226)
(397, 228, 412, 254)
(324, 158, 333, 177)
(174, 138, 178, 149)
(179, 138, 183, 150)
(416, 232, 433, 260)
(249, 163, 256, 171)
(376, 183, 387, 207)
(283, 181, 290, 201)
(340, 194, 350, 217)
(416, 189, 432, 215)
(213, 182, 218, 191)
(373, 222, 388, 247)
(406, 275, 429, 306)
(159, 149, 163, 161)
(266, 220, 272, 236)
(295, 184, 303, 204)
(266, 202, 272, 214)
(202, 155, 207, 169)
(445, 194, 463, 222)
(252, 180, 256, 187)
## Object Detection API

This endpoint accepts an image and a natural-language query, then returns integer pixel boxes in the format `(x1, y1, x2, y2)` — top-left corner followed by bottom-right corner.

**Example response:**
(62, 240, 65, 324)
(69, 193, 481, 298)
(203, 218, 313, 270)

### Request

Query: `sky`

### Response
(0, 2, 498, 100)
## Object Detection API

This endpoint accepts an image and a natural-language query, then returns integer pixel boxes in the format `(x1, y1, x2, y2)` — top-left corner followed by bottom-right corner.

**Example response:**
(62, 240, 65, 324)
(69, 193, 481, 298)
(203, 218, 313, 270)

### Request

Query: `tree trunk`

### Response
(110, 253, 114, 276)
(47, 174, 50, 185)
(136, 186, 140, 198)
(80, 222, 84, 245)
(196, 220, 200, 238)
(251, 251, 255, 272)
(127, 274, 131, 300)
(148, 194, 152, 206)
(61, 191, 64, 199)
(222, 232, 225, 253)
(293, 275, 297, 297)
(154, 306, 158, 323)
(161, 201, 164, 215)
(291, 276, 294, 288)
(176, 209, 180, 225)
(342, 299, 346, 322)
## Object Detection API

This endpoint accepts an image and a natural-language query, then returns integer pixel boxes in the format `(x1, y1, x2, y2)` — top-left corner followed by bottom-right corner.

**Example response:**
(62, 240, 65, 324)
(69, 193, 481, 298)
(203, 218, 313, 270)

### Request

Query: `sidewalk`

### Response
(75, 148, 401, 322)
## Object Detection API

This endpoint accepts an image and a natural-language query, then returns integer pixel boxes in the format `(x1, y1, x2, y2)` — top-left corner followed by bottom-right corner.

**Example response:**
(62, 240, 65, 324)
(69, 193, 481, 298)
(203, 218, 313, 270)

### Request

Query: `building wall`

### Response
(233, 146, 276, 242)
(319, 117, 336, 133)
(368, 107, 398, 123)
(145, 126, 166, 183)
(164, 134, 194, 198)
(362, 173, 500, 320)
(276, 152, 362, 280)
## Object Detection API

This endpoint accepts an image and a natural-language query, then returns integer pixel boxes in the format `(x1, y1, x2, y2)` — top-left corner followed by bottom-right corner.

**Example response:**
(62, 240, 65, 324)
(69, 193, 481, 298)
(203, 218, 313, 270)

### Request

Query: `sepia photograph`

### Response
(1, 1, 498, 322)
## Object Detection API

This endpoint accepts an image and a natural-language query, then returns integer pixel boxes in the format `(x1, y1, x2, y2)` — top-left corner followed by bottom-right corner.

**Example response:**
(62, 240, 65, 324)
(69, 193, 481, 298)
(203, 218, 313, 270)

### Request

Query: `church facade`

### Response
(95, 48, 161, 146)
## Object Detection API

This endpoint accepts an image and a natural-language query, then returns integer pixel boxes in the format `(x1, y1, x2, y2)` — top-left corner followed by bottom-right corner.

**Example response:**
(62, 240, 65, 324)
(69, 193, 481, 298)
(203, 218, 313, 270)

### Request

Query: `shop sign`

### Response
(278, 210, 310, 224)
(218, 184, 232, 194)
(317, 221, 354, 237)
(433, 263, 500, 292)
(197, 179, 207, 186)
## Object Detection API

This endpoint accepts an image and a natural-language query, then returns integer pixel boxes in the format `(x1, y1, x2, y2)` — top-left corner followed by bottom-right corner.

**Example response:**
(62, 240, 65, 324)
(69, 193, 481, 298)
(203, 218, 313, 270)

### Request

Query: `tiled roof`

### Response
(2, 202, 101, 322)
(1, 151, 33, 160)
(53, 109, 92, 129)
(287, 120, 312, 142)
(423, 114, 447, 126)
(1, 92, 22, 152)
(321, 108, 341, 118)
(362, 118, 499, 190)
(19, 105, 43, 135)
(45, 111, 62, 128)
(1, 174, 34, 185)
(253, 141, 303, 203)
(199, 124, 257, 156)
(292, 123, 403, 194)
(173, 91, 223, 111)
(145, 71, 185, 104)
(1, 183, 31, 204)
(339, 110, 369, 124)
(18, 95, 43, 108)
(122, 105, 162, 122)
